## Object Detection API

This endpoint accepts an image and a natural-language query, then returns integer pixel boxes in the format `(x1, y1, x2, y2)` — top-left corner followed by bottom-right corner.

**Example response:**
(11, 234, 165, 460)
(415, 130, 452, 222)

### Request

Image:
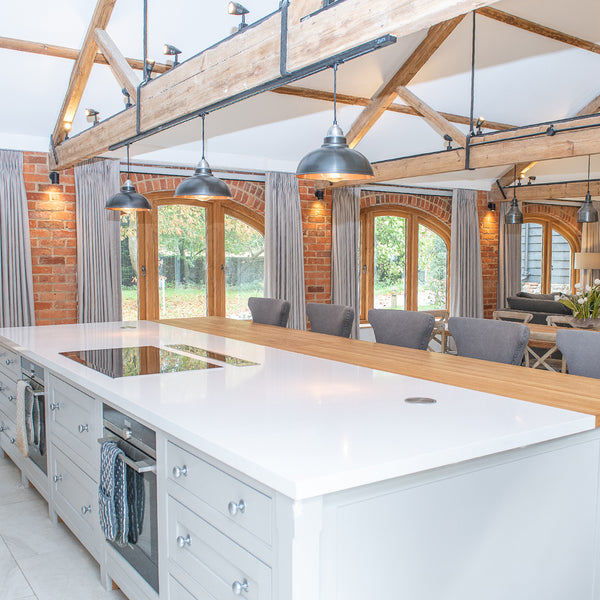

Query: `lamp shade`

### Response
(174, 159, 232, 200)
(296, 124, 374, 182)
(577, 192, 599, 223)
(504, 197, 523, 225)
(106, 179, 151, 211)
(574, 252, 600, 270)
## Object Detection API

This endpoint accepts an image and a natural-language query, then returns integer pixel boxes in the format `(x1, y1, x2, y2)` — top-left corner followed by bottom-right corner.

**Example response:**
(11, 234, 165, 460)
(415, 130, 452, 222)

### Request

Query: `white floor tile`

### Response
(0, 536, 37, 600)
(0, 456, 39, 507)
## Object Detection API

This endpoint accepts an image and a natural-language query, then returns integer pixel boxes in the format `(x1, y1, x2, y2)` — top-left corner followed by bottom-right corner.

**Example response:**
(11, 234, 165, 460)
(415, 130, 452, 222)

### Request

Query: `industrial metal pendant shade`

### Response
(174, 115, 232, 200)
(504, 166, 523, 225)
(106, 145, 151, 211)
(296, 64, 373, 183)
(577, 156, 598, 223)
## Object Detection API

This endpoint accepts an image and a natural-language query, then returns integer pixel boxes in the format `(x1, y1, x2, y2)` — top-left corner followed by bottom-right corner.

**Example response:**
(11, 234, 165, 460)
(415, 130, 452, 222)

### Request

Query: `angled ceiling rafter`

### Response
(93, 29, 140, 98)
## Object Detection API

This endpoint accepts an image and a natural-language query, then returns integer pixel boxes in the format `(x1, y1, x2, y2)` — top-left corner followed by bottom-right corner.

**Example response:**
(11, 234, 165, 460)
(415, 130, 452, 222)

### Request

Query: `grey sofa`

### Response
(505, 292, 571, 325)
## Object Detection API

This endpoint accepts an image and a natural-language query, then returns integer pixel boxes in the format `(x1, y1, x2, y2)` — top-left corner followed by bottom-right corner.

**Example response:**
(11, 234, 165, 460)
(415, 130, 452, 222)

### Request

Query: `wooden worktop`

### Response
(159, 317, 600, 426)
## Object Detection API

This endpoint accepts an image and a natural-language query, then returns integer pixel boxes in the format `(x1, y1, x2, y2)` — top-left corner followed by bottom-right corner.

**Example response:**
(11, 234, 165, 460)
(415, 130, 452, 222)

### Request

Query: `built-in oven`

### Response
(99, 405, 159, 593)
(19, 358, 47, 475)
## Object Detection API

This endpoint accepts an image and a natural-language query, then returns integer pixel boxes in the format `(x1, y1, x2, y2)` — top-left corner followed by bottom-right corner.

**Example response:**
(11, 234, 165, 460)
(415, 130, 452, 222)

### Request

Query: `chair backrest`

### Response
(493, 310, 533, 324)
(248, 297, 291, 327)
(448, 317, 530, 365)
(368, 309, 435, 350)
(546, 315, 573, 327)
(556, 329, 600, 378)
(306, 303, 354, 338)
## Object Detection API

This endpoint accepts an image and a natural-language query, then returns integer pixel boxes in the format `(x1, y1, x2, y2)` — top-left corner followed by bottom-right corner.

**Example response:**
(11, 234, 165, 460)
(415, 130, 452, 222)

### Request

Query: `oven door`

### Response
(104, 433, 159, 593)
(23, 380, 47, 475)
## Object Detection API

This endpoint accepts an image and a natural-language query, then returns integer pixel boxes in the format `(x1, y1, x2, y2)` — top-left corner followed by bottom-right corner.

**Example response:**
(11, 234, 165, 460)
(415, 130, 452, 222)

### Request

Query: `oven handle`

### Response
(97, 437, 156, 474)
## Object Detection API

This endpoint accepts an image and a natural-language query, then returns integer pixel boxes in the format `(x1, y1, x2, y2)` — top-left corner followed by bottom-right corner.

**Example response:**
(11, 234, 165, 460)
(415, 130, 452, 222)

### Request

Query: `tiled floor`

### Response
(0, 451, 127, 600)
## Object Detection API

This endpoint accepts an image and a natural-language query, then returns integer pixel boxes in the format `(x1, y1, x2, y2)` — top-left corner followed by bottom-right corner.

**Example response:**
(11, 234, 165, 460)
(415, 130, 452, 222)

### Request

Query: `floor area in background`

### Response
(0, 453, 126, 600)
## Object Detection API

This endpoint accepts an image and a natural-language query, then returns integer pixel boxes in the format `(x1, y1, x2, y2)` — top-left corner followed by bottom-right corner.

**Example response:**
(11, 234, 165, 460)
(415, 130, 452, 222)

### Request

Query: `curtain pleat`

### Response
(264, 172, 306, 330)
(75, 159, 121, 323)
(581, 203, 600, 287)
(449, 189, 483, 318)
(331, 187, 361, 338)
(0, 150, 36, 327)
(497, 201, 522, 308)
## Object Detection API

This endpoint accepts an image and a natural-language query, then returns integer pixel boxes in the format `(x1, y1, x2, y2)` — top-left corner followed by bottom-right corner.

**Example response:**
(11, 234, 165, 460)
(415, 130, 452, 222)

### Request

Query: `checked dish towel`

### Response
(99, 441, 129, 546)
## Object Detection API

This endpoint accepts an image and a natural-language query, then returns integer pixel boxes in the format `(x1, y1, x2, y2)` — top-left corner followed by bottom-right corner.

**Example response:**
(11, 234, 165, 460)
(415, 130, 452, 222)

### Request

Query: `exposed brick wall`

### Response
(360, 191, 452, 225)
(523, 202, 580, 242)
(478, 191, 499, 319)
(23, 152, 77, 325)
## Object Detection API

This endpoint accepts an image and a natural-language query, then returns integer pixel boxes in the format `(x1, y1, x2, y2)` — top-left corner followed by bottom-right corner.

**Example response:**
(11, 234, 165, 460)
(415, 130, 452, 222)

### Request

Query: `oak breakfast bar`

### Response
(1, 317, 600, 600)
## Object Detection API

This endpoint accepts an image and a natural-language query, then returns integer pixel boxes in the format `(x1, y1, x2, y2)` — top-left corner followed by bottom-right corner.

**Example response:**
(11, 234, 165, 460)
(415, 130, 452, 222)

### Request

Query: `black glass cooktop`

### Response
(60, 346, 221, 378)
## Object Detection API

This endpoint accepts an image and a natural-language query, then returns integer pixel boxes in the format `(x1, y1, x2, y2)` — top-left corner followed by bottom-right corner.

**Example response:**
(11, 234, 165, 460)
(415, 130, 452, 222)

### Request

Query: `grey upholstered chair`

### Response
(448, 317, 530, 365)
(248, 297, 290, 327)
(306, 303, 354, 338)
(368, 309, 435, 350)
(556, 330, 600, 378)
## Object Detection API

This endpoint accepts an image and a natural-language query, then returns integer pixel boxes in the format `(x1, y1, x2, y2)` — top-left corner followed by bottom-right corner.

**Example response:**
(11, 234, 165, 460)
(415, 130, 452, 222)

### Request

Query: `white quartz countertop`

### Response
(0, 321, 593, 499)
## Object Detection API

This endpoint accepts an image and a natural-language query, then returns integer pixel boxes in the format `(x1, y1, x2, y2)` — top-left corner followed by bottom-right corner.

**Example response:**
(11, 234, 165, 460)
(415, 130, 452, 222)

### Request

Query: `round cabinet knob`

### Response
(232, 579, 249, 595)
(172, 465, 188, 478)
(78, 424, 89, 433)
(81, 505, 92, 515)
(228, 499, 246, 516)
(6, 359, 14, 365)
(8, 395, 15, 402)
(9, 437, 15, 444)
(53, 474, 63, 482)
(0, 424, 6, 432)
(176, 535, 191, 548)
(50, 403, 60, 411)
(123, 427, 133, 440)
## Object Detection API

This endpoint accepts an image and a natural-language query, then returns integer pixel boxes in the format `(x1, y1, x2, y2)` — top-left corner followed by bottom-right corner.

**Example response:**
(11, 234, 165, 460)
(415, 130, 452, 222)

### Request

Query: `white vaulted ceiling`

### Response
(1, 0, 599, 191)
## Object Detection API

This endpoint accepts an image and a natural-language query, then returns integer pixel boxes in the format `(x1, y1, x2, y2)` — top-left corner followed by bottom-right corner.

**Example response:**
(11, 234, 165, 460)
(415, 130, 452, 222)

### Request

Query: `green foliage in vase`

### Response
(559, 280, 600, 319)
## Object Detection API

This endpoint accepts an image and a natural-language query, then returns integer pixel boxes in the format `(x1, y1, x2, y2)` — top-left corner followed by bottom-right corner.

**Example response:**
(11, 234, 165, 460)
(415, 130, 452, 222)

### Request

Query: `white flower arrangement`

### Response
(559, 280, 600, 319)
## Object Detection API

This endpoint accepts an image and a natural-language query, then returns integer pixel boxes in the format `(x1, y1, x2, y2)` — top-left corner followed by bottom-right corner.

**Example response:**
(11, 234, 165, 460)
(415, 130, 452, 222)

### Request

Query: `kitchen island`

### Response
(0, 319, 599, 600)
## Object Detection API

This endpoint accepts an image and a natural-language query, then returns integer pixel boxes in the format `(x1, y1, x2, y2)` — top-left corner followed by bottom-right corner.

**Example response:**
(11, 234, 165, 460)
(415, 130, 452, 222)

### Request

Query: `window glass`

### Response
(374, 215, 406, 309)
(121, 212, 139, 321)
(224, 215, 264, 319)
(550, 229, 571, 294)
(157, 205, 207, 319)
(417, 224, 447, 310)
(520, 222, 543, 293)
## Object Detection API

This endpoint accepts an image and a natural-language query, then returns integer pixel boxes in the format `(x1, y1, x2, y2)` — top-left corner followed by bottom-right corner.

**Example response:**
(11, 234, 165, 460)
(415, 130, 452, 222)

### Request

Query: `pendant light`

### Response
(504, 166, 523, 225)
(577, 155, 598, 223)
(106, 145, 151, 211)
(296, 64, 374, 183)
(174, 114, 232, 200)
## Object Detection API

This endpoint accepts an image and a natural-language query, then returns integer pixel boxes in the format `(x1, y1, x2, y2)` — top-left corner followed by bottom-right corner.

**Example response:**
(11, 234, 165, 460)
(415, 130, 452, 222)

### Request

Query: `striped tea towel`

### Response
(16, 380, 32, 457)
(99, 441, 129, 546)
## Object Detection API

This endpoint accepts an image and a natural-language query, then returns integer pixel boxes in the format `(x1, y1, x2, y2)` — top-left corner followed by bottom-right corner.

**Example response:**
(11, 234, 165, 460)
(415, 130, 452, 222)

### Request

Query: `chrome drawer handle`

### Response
(8, 395, 15, 402)
(81, 505, 92, 515)
(6, 359, 15, 366)
(232, 579, 249, 595)
(172, 465, 188, 478)
(176, 535, 191, 548)
(0, 424, 6, 433)
(50, 403, 60, 411)
(78, 424, 89, 433)
(228, 499, 246, 516)
(53, 474, 63, 482)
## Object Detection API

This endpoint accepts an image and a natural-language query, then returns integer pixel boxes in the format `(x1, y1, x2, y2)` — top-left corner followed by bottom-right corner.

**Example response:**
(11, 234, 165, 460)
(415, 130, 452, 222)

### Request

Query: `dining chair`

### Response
(546, 315, 573, 327)
(447, 317, 530, 365)
(421, 309, 449, 352)
(248, 297, 291, 327)
(306, 303, 354, 338)
(492, 310, 533, 324)
(368, 309, 435, 350)
(556, 329, 600, 378)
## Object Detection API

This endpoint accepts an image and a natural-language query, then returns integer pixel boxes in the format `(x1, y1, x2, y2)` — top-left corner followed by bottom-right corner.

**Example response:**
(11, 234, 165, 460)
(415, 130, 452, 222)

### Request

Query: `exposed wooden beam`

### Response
(346, 14, 465, 148)
(50, 0, 501, 170)
(577, 93, 600, 117)
(477, 7, 600, 55)
(499, 180, 600, 202)
(51, 0, 118, 145)
(93, 29, 140, 98)
(0, 35, 170, 73)
(319, 114, 600, 188)
(272, 85, 515, 130)
(395, 85, 467, 147)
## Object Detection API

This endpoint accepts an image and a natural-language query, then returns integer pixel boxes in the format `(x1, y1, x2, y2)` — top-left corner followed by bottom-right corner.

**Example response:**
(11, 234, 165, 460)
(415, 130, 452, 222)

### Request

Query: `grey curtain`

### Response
(581, 204, 600, 287)
(449, 189, 483, 317)
(332, 187, 361, 338)
(497, 201, 522, 308)
(0, 150, 35, 327)
(75, 159, 122, 323)
(264, 172, 306, 329)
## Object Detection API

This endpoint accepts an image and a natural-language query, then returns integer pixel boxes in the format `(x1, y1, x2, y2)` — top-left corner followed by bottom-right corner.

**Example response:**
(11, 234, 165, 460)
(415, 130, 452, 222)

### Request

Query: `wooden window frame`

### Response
(360, 206, 450, 321)
(136, 194, 264, 320)
(522, 215, 580, 295)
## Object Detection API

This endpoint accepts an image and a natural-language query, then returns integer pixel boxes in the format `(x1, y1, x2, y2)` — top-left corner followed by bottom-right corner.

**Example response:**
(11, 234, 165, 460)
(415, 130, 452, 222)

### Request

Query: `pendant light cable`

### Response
(333, 63, 338, 126)
(588, 155, 591, 194)
(201, 113, 206, 160)
(126, 144, 131, 179)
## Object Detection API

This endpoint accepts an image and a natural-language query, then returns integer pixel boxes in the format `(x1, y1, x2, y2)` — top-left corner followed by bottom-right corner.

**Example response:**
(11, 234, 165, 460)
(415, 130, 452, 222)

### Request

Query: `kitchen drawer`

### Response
(0, 346, 19, 379)
(169, 576, 210, 600)
(168, 498, 271, 600)
(0, 373, 17, 421)
(167, 442, 272, 546)
(0, 413, 20, 464)
(48, 374, 99, 473)
(51, 444, 98, 549)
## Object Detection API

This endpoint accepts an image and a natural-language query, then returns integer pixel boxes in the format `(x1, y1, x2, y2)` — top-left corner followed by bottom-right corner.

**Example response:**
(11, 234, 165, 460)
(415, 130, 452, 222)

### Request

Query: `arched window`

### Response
(360, 206, 450, 320)
(520, 216, 579, 295)
(123, 196, 264, 320)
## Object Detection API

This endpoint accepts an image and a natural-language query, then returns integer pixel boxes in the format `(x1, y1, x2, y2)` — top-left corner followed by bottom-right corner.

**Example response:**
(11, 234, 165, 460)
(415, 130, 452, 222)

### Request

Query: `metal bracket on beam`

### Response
(495, 179, 507, 200)
(280, 0, 290, 76)
(49, 135, 58, 166)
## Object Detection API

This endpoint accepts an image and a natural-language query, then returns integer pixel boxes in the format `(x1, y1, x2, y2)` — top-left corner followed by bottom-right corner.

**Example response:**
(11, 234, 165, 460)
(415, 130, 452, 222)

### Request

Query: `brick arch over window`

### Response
(360, 192, 451, 226)
(522, 203, 580, 249)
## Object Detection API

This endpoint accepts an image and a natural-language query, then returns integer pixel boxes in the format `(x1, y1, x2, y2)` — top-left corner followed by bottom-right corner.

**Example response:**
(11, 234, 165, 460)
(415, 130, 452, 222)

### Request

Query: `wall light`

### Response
(163, 44, 182, 67)
(85, 108, 99, 125)
(475, 116, 485, 136)
(49, 171, 60, 185)
(228, 2, 249, 30)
